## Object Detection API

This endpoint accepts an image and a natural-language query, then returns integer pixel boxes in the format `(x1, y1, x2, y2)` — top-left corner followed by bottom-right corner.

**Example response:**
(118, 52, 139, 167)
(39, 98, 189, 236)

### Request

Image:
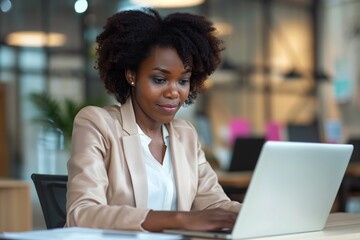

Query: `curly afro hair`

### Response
(95, 8, 224, 105)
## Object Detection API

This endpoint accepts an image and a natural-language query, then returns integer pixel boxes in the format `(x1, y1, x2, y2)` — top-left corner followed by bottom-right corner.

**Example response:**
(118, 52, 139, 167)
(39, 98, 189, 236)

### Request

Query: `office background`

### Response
(0, 0, 359, 230)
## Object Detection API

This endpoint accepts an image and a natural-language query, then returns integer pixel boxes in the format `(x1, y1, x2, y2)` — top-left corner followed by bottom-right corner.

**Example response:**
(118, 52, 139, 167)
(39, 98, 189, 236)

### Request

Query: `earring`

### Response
(131, 82, 134, 85)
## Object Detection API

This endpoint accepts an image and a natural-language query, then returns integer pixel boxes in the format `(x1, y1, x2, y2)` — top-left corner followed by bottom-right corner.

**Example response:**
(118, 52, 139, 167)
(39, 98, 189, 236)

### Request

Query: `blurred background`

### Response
(0, 0, 360, 230)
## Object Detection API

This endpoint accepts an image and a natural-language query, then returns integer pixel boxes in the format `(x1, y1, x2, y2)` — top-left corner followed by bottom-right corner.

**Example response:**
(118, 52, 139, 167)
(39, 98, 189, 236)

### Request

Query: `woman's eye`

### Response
(152, 77, 166, 84)
(179, 79, 190, 86)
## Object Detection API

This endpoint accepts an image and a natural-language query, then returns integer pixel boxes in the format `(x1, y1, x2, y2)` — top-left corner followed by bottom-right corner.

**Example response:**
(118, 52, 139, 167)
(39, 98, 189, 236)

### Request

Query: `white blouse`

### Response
(137, 124, 177, 210)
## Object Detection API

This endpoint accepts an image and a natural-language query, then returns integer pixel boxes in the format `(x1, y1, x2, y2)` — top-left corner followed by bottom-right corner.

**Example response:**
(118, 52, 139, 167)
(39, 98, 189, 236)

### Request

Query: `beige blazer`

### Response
(66, 98, 240, 231)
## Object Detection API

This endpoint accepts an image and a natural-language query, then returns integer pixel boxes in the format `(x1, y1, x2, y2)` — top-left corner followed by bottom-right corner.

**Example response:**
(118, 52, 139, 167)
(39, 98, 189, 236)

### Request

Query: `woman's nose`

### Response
(164, 82, 180, 99)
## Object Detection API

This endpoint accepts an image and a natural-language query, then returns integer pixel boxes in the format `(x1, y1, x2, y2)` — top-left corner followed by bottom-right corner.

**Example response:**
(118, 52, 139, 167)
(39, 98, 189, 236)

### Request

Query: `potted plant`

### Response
(30, 92, 108, 147)
(29, 92, 108, 173)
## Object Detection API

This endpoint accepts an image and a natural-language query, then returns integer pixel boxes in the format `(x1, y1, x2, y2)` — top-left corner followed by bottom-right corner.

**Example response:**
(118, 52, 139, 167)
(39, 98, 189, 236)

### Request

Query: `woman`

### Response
(66, 8, 241, 232)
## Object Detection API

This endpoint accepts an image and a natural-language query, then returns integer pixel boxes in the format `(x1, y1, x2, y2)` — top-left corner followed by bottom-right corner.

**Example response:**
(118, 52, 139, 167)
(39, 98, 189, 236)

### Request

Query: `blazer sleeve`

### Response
(188, 123, 241, 212)
(65, 106, 150, 230)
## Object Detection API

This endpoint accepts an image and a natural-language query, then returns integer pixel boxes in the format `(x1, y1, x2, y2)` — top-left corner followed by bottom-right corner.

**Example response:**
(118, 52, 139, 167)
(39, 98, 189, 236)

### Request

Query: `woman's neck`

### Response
(137, 121, 163, 139)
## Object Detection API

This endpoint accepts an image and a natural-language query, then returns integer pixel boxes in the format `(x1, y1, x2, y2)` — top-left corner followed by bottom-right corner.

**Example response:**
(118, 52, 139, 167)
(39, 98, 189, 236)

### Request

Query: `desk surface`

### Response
(216, 170, 252, 188)
(1, 213, 359, 240)
(217, 162, 360, 189)
(346, 162, 360, 176)
(0, 179, 29, 188)
(253, 213, 360, 239)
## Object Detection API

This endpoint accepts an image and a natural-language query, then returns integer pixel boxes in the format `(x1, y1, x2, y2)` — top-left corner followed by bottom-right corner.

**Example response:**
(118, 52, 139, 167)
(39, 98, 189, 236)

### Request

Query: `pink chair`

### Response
(265, 121, 282, 141)
(229, 118, 251, 145)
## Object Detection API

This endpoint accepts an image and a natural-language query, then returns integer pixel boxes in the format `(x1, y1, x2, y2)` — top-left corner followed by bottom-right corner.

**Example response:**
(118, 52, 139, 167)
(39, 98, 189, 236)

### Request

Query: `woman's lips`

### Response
(158, 104, 178, 113)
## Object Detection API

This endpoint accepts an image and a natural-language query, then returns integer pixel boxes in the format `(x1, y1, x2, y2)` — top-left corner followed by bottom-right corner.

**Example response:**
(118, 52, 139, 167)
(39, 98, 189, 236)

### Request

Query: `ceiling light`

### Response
(6, 31, 66, 47)
(74, 0, 88, 13)
(131, 0, 205, 8)
(1, 0, 12, 12)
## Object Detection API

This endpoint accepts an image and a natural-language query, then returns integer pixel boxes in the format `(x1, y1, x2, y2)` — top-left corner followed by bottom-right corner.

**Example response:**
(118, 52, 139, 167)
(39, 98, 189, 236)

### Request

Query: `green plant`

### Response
(29, 92, 108, 147)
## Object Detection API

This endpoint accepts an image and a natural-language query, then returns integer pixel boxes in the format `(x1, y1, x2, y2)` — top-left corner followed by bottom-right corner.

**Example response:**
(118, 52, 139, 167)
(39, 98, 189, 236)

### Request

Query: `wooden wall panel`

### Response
(0, 180, 32, 232)
(0, 83, 8, 177)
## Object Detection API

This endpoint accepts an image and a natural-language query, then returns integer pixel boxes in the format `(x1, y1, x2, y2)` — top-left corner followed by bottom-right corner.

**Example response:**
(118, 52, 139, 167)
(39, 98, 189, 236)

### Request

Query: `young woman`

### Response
(66, 8, 241, 232)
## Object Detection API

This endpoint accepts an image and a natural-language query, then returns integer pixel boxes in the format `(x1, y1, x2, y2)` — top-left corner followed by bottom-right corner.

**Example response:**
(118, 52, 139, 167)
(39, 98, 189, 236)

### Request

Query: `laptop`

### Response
(165, 141, 353, 239)
(228, 137, 265, 172)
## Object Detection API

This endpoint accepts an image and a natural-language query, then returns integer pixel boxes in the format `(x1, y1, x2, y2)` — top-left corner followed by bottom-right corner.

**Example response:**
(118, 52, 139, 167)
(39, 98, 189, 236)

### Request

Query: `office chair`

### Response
(228, 137, 265, 172)
(348, 138, 360, 164)
(338, 138, 360, 212)
(224, 137, 265, 202)
(31, 173, 68, 229)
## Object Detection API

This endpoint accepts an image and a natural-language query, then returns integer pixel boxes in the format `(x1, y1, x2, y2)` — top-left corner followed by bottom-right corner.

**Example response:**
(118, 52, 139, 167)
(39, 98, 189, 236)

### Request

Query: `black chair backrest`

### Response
(287, 123, 321, 143)
(228, 137, 265, 172)
(348, 138, 360, 163)
(31, 173, 68, 229)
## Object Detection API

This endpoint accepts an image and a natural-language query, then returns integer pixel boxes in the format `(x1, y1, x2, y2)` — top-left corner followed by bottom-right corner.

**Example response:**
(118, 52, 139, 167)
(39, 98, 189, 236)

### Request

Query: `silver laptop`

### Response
(165, 141, 353, 239)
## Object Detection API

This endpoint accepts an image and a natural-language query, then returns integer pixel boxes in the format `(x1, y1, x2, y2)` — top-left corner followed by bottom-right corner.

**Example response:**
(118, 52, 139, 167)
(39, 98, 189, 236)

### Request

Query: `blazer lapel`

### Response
(120, 99, 148, 208)
(168, 123, 193, 210)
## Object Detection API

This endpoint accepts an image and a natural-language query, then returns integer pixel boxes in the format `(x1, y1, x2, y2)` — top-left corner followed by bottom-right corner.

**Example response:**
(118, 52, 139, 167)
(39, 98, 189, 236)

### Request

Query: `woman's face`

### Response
(129, 46, 191, 126)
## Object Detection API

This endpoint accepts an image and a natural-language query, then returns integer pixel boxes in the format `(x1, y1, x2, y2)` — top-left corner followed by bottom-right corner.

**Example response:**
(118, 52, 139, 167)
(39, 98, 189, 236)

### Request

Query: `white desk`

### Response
(250, 213, 360, 239)
(1, 213, 359, 240)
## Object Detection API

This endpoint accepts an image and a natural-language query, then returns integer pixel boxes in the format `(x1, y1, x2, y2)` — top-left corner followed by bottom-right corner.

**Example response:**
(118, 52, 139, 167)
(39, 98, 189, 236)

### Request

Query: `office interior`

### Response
(0, 0, 360, 232)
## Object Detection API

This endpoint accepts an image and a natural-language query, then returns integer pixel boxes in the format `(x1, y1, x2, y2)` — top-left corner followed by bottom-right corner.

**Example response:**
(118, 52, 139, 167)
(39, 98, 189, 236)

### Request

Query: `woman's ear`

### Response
(125, 69, 136, 86)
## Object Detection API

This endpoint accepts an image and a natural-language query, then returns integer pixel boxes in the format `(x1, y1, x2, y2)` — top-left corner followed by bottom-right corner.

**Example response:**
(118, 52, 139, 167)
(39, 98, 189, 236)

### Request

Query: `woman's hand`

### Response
(178, 208, 237, 231)
(142, 208, 238, 232)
